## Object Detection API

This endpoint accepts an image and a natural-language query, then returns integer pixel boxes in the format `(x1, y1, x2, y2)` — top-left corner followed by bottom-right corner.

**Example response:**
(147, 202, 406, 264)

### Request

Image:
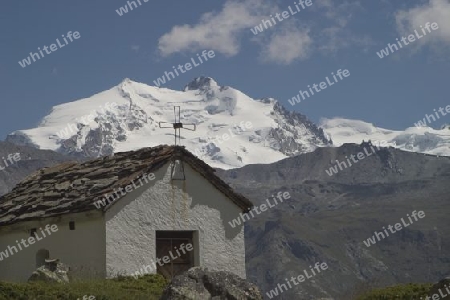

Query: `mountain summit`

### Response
(184, 76, 219, 91)
(6, 78, 331, 169)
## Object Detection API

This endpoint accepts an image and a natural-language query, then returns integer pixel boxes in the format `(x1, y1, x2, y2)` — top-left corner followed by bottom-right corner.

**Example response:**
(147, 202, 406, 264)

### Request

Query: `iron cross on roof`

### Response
(158, 106, 196, 146)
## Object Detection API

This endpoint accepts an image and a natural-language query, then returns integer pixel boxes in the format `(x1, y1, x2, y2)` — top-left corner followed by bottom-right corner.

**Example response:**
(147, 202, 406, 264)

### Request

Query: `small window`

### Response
(69, 221, 75, 230)
(30, 228, 37, 237)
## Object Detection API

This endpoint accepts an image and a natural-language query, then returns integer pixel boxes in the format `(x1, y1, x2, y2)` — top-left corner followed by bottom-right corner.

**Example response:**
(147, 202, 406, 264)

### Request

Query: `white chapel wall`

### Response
(105, 161, 247, 278)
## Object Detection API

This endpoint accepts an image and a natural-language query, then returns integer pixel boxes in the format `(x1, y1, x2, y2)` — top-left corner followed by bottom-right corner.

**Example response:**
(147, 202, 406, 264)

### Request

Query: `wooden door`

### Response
(156, 231, 194, 279)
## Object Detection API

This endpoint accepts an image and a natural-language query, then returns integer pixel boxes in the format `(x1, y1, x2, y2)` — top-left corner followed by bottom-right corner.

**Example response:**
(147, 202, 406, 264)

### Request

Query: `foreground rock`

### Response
(428, 276, 450, 298)
(160, 267, 263, 300)
(28, 259, 70, 283)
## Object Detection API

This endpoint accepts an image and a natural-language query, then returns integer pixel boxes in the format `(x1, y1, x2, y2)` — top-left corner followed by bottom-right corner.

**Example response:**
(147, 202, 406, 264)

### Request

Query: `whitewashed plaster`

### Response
(105, 161, 247, 278)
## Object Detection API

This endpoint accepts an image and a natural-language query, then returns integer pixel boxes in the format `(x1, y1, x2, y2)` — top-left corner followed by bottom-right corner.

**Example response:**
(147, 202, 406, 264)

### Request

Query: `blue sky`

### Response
(1, 0, 449, 140)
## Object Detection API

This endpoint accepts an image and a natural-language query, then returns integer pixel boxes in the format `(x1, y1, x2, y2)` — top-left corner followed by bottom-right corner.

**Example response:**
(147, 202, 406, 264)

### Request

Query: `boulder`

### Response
(428, 276, 450, 299)
(160, 267, 263, 300)
(28, 259, 70, 283)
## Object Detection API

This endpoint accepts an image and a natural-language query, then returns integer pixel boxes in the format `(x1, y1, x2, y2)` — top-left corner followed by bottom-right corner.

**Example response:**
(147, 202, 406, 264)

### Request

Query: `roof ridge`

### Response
(0, 145, 253, 227)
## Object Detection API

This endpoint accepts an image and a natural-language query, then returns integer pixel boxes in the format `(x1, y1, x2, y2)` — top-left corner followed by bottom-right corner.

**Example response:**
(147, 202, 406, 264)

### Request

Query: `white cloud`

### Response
(157, 0, 315, 64)
(131, 45, 140, 52)
(157, 0, 371, 64)
(158, 0, 275, 57)
(259, 26, 312, 64)
(396, 0, 450, 45)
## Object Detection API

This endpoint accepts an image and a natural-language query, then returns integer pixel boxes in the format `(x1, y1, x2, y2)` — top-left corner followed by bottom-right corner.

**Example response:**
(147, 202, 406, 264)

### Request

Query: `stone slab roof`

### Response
(0, 145, 253, 227)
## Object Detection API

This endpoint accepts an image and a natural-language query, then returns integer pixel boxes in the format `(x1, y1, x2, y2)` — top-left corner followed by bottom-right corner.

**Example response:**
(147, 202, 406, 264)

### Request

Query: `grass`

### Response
(355, 283, 433, 300)
(0, 274, 168, 300)
(0, 275, 435, 300)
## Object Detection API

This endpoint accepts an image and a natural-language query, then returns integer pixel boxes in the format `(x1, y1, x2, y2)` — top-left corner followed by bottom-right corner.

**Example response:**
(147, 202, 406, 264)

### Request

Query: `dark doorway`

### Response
(156, 231, 195, 279)
(36, 249, 49, 268)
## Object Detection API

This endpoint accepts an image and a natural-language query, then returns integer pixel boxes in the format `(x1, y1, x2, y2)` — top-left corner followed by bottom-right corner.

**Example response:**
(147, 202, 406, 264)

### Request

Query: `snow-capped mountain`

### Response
(321, 118, 450, 157)
(6, 77, 331, 169)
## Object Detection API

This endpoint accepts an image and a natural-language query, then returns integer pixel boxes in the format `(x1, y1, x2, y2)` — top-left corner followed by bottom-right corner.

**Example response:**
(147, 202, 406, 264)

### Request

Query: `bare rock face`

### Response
(160, 267, 263, 300)
(28, 259, 70, 283)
